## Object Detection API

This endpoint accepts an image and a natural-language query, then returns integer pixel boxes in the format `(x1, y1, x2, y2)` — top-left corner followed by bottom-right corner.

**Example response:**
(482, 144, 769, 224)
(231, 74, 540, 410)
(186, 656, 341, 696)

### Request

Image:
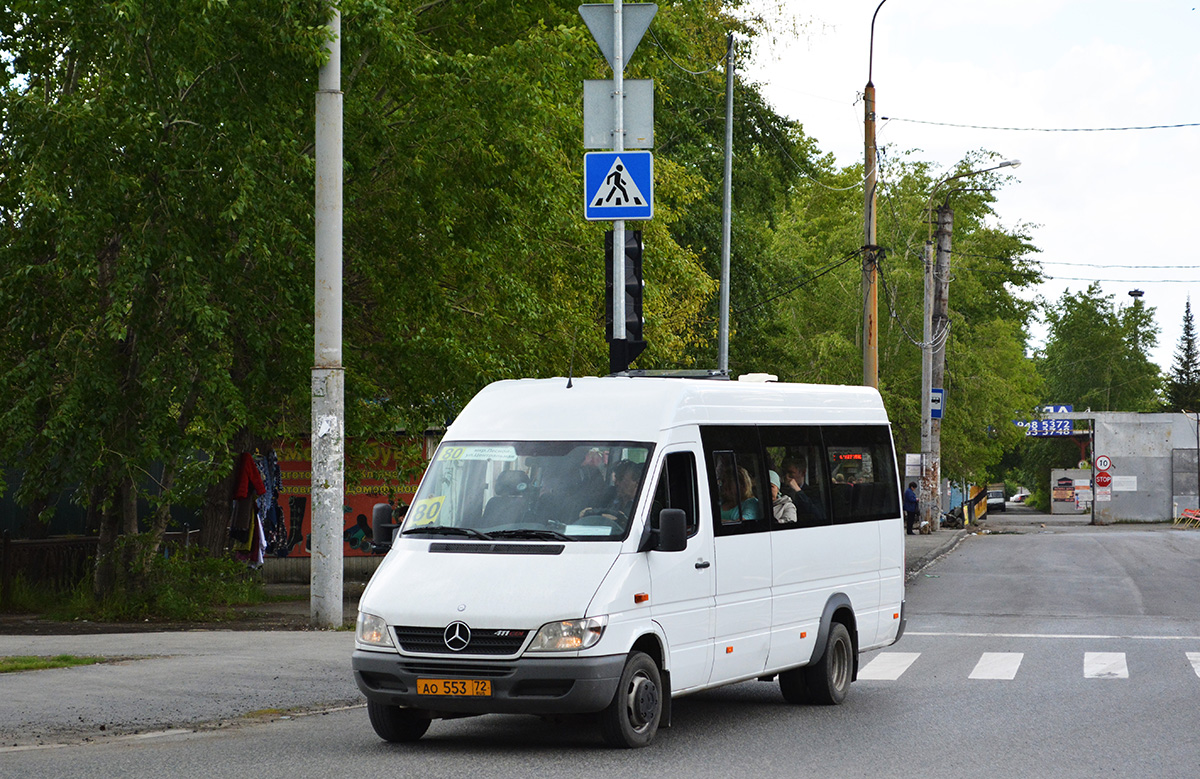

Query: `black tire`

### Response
(599, 652, 662, 748)
(367, 700, 432, 743)
(780, 622, 853, 706)
(777, 664, 810, 704)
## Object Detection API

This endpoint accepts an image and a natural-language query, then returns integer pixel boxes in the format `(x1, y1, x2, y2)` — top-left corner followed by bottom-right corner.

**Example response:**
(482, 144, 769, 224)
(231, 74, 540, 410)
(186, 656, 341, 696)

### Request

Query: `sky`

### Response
(741, 0, 1200, 374)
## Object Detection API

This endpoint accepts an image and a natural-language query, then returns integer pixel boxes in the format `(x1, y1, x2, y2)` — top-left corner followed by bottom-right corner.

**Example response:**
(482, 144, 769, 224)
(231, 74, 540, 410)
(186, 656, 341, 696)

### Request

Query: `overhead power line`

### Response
(881, 116, 1200, 133)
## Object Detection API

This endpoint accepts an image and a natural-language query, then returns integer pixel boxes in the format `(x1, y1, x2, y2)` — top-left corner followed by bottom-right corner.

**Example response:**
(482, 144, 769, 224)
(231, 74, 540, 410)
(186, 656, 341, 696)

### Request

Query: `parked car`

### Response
(986, 488, 1006, 513)
(1011, 490, 1029, 503)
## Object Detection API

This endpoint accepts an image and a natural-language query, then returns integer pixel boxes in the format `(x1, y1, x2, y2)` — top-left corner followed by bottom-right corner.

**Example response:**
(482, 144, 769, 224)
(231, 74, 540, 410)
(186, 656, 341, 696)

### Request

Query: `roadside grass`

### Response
(5, 541, 267, 623)
(0, 655, 107, 673)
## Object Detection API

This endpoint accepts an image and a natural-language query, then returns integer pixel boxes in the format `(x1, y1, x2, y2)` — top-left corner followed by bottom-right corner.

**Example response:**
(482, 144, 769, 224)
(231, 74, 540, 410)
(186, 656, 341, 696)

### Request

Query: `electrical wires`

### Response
(880, 116, 1200, 133)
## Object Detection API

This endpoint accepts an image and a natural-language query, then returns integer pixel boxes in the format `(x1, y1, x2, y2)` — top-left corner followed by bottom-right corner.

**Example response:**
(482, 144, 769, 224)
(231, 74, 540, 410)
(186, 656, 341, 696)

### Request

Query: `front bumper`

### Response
(352, 650, 626, 717)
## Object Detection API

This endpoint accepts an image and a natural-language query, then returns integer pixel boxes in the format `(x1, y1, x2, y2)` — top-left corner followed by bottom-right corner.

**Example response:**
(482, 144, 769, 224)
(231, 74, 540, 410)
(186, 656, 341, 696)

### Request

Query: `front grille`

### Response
(394, 626, 529, 655)
(399, 661, 515, 678)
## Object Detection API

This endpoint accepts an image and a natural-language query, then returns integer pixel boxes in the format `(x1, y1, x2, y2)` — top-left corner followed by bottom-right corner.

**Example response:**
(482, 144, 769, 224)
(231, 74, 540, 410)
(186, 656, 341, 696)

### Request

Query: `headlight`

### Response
(356, 611, 395, 649)
(526, 616, 608, 652)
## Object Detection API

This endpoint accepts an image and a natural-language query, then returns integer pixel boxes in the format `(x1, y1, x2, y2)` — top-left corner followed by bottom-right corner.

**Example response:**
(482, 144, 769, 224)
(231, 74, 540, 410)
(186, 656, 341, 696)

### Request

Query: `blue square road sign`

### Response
(585, 152, 653, 221)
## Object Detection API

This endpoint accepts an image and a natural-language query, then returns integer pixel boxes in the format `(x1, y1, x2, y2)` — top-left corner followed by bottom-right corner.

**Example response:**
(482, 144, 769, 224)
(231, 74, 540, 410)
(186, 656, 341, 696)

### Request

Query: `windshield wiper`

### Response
(402, 526, 493, 540)
(488, 529, 573, 541)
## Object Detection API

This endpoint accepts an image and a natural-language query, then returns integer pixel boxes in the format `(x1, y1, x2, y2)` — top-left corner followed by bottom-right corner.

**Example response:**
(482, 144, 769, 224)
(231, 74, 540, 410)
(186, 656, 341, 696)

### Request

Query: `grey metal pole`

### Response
(612, 0, 626, 348)
(718, 34, 734, 374)
(312, 7, 344, 629)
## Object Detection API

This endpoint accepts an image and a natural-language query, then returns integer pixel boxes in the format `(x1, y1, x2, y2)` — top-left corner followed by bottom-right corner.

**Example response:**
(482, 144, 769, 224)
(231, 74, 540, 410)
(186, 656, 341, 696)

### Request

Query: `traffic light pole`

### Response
(611, 0, 625, 351)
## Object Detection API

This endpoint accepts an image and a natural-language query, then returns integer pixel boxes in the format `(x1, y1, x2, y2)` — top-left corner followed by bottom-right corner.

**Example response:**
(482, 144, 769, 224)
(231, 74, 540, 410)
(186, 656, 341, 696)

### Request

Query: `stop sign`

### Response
(1095, 471, 1112, 488)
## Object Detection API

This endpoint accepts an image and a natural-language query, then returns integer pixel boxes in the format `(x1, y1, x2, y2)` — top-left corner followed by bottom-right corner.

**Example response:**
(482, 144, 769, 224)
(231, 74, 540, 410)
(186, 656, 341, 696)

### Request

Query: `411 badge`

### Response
(584, 152, 653, 221)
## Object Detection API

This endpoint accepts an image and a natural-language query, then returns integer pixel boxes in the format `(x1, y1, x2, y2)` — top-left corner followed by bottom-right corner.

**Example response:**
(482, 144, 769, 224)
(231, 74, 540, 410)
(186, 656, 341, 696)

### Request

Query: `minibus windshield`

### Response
(400, 441, 654, 541)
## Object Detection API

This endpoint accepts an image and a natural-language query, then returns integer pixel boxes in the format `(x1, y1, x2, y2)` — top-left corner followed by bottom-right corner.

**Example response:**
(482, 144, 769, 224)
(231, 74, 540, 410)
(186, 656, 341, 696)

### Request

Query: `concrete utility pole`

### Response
(312, 7, 344, 628)
(919, 238, 936, 531)
(918, 159, 1021, 533)
(862, 0, 888, 389)
(921, 205, 953, 533)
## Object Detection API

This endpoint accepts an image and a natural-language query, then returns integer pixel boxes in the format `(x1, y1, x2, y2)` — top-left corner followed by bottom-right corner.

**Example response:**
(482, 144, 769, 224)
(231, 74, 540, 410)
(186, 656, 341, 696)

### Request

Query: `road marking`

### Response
(907, 631, 1200, 641)
(1084, 652, 1128, 679)
(1187, 652, 1200, 677)
(858, 652, 920, 680)
(969, 652, 1023, 680)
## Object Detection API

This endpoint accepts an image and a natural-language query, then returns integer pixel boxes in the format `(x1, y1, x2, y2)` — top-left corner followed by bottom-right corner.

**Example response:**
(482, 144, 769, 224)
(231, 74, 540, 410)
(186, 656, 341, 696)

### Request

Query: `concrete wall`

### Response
(1037, 411, 1198, 522)
(1093, 413, 1193, 522)
(262, 554, 383, 583)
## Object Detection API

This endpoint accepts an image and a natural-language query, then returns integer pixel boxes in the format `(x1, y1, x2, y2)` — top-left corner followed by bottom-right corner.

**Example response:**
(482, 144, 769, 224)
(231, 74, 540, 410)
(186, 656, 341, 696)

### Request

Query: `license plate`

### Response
(416, 678, 492, 697)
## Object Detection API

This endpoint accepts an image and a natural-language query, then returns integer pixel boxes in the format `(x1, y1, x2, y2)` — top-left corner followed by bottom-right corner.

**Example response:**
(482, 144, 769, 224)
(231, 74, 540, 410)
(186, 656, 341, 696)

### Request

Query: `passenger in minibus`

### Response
(769, 471, 797, 523)
(782, 456, 825, 523)
(718, 465, 761, 522)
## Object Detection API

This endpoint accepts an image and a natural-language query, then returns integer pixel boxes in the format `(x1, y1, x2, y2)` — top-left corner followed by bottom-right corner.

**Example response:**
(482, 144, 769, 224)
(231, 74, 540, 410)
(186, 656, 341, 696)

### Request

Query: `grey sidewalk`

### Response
(0, 526, 973, 748)
(904, 525, 969, 576)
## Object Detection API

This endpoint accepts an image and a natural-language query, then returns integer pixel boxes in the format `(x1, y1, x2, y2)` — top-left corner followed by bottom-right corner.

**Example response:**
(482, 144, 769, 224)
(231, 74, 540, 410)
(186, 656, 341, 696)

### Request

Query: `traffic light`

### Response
(605, 230, 646, 372)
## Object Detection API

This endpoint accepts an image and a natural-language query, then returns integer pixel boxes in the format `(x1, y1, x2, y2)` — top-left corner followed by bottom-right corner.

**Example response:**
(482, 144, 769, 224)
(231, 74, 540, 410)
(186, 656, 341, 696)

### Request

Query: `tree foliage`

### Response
(1038, 284, 1161, 413)
(1165, 298, 1200, 412)
(0, 0, 1053, 592)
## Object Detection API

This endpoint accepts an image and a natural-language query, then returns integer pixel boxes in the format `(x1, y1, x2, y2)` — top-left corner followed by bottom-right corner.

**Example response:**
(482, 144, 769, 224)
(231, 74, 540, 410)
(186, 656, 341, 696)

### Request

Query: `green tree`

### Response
(1165, 298, 1200, 412)
(0, 0, 327, 591)
(763, 151, 1044, 485)
(0, 0, 800, 596)
(1038, 284, 1162, 412)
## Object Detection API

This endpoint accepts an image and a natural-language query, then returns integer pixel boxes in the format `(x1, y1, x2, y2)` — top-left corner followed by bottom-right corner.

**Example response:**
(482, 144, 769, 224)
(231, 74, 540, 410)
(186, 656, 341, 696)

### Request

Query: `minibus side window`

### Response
(822, 425, 901, 524)
(700, 426, 768, 537)
(649, 451, 700, 537)
(761, 427, 830, 528)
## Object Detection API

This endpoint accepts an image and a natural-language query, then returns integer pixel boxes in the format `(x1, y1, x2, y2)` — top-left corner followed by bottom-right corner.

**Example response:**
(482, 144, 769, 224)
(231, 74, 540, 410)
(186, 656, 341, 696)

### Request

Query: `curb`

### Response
(906, 529, 969, 579)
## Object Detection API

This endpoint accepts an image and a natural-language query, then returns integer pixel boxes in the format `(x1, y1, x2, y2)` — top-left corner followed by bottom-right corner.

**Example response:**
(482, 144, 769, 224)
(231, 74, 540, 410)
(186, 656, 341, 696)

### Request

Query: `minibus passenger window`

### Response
(822, 426, 901, 524)
(712, 451, 764, 526)
(763, 441, 828, 528)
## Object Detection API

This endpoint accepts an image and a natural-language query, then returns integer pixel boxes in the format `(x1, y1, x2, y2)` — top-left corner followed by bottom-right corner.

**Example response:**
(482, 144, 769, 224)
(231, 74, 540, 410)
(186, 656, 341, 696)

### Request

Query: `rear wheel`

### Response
(779, 622, 853, 705)
(599, 651, 662, 748)
(367, 700, 432, 743)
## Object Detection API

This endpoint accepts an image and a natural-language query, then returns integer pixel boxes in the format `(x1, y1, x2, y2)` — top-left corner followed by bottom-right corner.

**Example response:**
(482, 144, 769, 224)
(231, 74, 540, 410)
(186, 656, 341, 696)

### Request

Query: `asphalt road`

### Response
(5, 511, 1200, 777)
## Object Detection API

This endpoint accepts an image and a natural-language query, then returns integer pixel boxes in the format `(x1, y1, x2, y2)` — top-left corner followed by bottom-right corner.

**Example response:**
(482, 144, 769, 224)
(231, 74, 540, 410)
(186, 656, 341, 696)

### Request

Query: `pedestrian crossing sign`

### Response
(584, 151, 653, 221)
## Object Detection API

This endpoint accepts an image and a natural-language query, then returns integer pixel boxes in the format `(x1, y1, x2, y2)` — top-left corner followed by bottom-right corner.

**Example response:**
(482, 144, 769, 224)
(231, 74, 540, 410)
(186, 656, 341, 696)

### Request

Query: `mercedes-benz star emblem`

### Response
(443, 621, 471, 652)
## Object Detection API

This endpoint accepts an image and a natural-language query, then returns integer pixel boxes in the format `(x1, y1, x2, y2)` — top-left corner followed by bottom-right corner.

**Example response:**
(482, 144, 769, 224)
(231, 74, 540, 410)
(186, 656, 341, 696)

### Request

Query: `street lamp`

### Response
(918, 159, 1022, 533)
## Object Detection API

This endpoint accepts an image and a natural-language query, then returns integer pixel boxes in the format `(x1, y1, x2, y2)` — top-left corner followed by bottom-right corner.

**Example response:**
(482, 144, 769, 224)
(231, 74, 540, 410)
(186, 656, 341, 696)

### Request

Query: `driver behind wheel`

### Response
(580, 459, 642, 521)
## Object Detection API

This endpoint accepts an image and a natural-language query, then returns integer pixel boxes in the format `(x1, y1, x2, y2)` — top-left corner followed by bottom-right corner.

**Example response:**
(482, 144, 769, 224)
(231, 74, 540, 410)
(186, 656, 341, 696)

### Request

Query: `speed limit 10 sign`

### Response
(1095, 455, 1112, 471)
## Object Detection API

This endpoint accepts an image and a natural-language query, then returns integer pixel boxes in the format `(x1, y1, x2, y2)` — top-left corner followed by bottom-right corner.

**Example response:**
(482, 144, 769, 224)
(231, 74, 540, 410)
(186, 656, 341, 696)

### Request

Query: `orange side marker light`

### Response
(634, 593, 650, 604)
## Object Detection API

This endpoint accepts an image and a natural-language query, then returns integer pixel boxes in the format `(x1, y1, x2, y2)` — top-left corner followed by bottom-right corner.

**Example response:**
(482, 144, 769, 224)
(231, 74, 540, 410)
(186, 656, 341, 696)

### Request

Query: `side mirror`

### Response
(371, 503, 401, 553)
(655, 508, 687, 553)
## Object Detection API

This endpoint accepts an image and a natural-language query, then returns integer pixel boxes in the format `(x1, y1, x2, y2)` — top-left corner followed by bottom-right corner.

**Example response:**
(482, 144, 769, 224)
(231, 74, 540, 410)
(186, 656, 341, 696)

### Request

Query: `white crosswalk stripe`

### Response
(1083, 652, 1129, 679)
(857, 649, 1189, 681)
(968, 652, 1023, 680)
(857, 652, 920, 680)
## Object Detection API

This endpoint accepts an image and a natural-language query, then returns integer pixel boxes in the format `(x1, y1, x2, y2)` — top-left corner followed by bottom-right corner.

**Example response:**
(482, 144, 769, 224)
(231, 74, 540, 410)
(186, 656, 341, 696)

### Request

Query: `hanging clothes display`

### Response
(230, 451, 268, 567)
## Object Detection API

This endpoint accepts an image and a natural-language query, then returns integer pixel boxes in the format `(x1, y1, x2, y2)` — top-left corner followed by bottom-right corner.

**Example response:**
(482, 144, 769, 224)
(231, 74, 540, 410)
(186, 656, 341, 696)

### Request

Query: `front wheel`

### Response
(367, 700, 431, 743)
(599, 651, 662, 748)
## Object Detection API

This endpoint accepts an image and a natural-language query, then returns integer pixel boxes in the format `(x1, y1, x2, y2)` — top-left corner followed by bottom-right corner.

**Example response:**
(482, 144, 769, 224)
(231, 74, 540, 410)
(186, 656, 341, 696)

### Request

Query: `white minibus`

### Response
(352, 374, 906, 748)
